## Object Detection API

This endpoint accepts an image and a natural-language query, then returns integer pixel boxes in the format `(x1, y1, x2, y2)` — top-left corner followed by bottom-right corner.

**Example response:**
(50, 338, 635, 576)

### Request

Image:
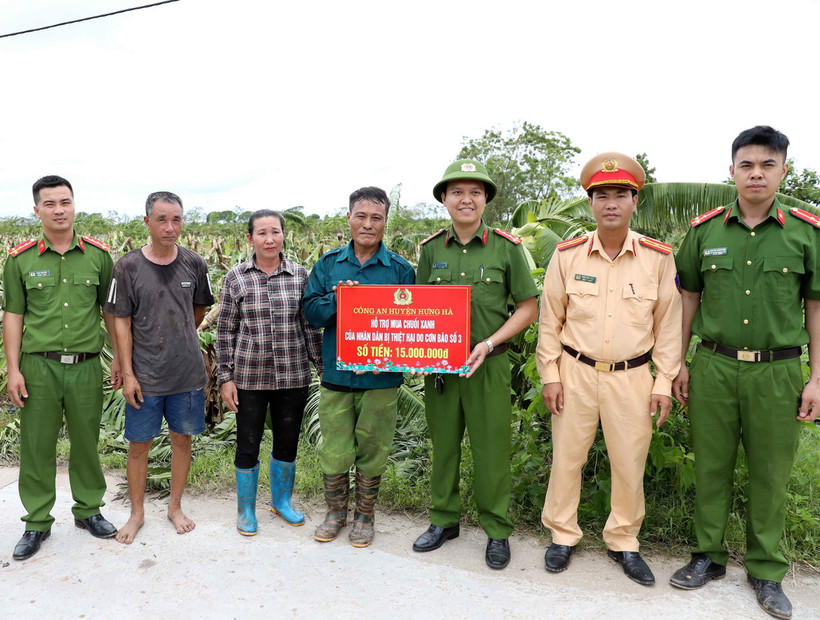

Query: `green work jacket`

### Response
(676, 198, 820, 350)
(3, 233, 113, 353)
(416, 221, 538, 347)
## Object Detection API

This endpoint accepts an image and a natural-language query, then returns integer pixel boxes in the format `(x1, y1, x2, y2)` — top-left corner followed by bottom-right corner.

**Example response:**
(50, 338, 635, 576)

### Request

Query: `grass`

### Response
(1, 405, 818, 569)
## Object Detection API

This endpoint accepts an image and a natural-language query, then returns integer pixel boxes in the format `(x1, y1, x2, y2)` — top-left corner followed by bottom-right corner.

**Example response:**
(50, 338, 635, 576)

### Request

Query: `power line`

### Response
(0, 0, 180, 40)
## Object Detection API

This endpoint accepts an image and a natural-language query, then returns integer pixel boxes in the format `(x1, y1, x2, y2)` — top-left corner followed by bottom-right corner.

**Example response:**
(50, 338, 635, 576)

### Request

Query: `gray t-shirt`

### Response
(105, 245, 214, 396)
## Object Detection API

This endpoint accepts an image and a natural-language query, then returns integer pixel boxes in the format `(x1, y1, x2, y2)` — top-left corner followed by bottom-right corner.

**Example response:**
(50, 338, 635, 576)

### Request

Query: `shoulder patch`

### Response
(690, 206, 725, 227)
(420, 229, 447, 246)
(8, 239, 37, 257)
(556, 235, 589, 251)
(82, 235, 110, 251)
(639, 236, 673, 255)
(789, 207, 820, 228)
(492, 228, 521, 244)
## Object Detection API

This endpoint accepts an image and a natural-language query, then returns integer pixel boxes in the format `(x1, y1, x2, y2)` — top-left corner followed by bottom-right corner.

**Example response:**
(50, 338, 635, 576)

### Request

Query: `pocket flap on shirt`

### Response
(700, 255, 733, 272)
(74, 273, 100, 286)
(427, 268, 451, 283)
(566, 280, 599, 296)
(622, 284, 658, 301)
(763, 256, 805, 275)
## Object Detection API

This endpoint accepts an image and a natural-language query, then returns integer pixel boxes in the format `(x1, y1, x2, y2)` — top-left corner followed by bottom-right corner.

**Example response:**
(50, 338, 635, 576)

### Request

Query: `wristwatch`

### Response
(483, 338, 494, 353)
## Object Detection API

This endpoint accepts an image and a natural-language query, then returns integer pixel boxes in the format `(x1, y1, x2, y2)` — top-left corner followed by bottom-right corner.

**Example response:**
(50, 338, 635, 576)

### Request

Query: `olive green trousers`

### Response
(688, 345, 803, 582)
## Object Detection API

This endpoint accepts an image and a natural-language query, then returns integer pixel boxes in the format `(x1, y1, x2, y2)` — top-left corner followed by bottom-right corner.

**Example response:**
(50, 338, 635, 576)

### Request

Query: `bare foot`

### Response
(115, 513, 145, 544)
(168, 508, 195, 534)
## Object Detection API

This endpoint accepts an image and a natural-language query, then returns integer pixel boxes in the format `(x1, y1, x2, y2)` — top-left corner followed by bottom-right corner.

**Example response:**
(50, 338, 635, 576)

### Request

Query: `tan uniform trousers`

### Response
(541, 351, 653, 551)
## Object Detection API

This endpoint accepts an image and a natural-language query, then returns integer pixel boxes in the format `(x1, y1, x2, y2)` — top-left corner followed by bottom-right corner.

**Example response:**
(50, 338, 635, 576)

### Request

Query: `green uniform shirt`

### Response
(416, 221, 538, 346)
(3, 233, 113, 353)
(676, 198, 820, 350)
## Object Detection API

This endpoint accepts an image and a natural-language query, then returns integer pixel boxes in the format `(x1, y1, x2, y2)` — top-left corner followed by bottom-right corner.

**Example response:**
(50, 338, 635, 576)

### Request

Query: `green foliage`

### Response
(511, 183, 820, 253)
(458, 122, 581, 227)
(635, 153, 658, 184)
(781, 160, 820, 206)
(1, 173, 818, 568)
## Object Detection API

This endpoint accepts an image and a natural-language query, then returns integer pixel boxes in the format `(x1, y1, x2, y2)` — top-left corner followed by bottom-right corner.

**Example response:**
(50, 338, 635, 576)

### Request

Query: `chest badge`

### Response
(574, 274, 596, 283)
(432, 262, 448, 269)
(703, 248, 728, 257)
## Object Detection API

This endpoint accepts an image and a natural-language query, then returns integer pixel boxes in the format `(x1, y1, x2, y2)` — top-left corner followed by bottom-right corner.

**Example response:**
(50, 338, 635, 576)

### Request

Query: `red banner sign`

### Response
(336, 285, 471, 374)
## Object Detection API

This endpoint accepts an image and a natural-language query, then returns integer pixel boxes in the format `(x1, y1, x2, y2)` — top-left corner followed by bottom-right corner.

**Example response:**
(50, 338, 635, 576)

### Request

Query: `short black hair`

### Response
(33, 175, 73, 203)
(247, 209, 285, 236)
(349, 186, 390, 216)
(145, 191, 183, 217)
(731, 125, 789, 162)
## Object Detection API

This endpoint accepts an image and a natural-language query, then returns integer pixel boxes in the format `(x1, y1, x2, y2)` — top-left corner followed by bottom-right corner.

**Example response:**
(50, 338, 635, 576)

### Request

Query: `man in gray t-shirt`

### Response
(104, 191, 214, 544)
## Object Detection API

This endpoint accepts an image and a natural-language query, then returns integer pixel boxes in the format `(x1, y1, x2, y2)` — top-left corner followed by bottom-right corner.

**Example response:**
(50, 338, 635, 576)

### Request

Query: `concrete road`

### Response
(1, 467, 818, 619)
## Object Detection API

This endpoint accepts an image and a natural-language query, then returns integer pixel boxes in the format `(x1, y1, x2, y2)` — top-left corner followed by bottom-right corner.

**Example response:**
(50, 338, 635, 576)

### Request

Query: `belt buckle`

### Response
(736, 350, 758, 362)
(594, 361, 613, 372)
(60, 354, 78, 364)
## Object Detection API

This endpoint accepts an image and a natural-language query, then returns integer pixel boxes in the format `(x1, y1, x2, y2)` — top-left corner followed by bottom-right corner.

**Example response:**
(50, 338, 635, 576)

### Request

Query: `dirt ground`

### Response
(1, 466, 818, 619)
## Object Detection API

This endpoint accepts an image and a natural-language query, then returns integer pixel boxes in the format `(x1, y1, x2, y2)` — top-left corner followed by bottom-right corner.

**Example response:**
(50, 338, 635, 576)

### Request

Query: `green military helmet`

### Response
(433, 159, 498, 204)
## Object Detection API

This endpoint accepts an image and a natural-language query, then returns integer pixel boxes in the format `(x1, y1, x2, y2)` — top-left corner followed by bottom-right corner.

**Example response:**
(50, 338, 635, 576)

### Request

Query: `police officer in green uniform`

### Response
(412, 160, 538, 569)
(670, 127, 820, 619)
(4, 175, 121, 561)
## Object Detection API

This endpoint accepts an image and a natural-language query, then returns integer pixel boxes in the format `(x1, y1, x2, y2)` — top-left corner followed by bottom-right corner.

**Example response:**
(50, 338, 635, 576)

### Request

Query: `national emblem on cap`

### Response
(580, 152, 646, 193)
(602, 158, 619, 173)
(433, 158, 498, 204)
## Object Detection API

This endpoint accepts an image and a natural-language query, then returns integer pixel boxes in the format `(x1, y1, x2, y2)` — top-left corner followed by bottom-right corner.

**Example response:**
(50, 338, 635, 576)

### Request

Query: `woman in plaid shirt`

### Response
(216, 210, 323, 535)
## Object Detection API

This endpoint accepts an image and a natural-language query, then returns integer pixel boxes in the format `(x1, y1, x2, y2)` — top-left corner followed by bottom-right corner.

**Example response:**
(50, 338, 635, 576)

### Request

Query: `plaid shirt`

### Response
(216, 255, 322, 390)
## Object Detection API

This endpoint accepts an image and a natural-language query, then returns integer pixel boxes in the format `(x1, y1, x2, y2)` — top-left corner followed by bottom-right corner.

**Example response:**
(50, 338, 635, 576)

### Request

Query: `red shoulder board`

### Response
(556, 235, 589, 251)
(690, 207, 724, 227)
(420, 229, 447, 246)
(8, 238, 37, 257)
(81, 235, 110, 251)
(492, 228, 521, 244)
(639, 237, 673, 254)
(789, 207, 820, 228)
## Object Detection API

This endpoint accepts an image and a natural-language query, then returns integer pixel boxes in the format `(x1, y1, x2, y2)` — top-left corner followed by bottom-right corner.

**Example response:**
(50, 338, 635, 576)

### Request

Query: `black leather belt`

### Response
(486, 343, 509, 358)
(563, 345, 649, 372)
(36, 351, 100, 364)
(700, 340, 802, 363)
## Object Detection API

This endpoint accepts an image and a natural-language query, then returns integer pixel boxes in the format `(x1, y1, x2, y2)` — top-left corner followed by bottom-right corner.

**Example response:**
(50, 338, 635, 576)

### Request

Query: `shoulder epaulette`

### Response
(420, 229, 447, 246)
(690, 207, 724, 227)
(556, 235, 589, 251)
(8, 239, 37, 257)
(492, 228, 521, 244)
(789, 207, 820, 228)
(639, 236, 673, 255)
(81, 235, 110, 251)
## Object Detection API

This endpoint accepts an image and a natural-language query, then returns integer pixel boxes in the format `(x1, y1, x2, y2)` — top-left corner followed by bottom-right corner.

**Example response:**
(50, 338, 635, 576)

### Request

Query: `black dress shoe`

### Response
(13, 529, 51, 561)
(485, 538, 510, 570)
(412, 524, 459, 552)
(544, 543, 575, 572)
(75, 513, 117, 539)
(748, 574, 792, 619)
(669, 553, 726, 589)
(607, 550, 655, 585)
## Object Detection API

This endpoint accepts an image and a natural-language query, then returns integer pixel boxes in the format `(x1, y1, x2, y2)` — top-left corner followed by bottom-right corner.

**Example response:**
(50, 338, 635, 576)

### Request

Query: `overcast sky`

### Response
(1, 0, 819, 221)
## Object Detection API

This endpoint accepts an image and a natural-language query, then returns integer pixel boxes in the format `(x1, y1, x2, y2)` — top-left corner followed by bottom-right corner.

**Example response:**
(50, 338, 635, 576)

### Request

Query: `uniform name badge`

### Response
(336, 284, 471, 374)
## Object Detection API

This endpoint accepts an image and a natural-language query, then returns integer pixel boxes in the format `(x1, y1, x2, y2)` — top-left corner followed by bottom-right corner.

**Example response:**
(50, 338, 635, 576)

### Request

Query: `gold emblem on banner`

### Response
(393, 288, 412, 306)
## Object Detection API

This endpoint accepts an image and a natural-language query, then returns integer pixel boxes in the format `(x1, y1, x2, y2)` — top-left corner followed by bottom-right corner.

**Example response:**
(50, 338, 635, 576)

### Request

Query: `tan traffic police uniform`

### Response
(536, 154, 682, 551)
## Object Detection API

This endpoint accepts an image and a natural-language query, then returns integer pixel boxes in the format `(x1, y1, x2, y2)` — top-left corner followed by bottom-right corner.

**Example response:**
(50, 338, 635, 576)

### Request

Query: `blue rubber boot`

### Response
(235, 462, 259, 536)
(270, 455, 305, 526)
